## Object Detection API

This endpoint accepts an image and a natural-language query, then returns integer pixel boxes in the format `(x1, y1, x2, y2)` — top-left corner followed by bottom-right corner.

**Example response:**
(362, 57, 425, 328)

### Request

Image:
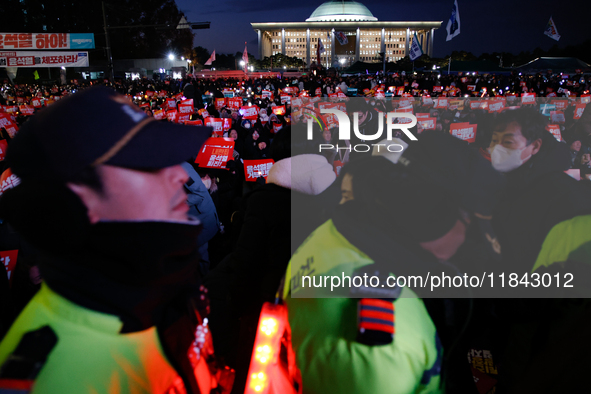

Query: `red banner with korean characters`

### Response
(262, 90, 273, 100)
(282, 86, 297, 96)
(227, 97, 242, 111)
(1, 249, 18, 286)
(146, 90, 155, 97)
(418, 117, 437, 130)
(280, 95, 290, 104)
(153, 109, 165, 120)
(185, 120, 204, 126)
(0, 140, 7, 161)
(0, 33, 94, 50)
(243, 159, 274, 182)
(315, 87, 322, 97)
(165, 98, 176, 110)
(19, 105, 34, 116)
(434, 98, 448, 109)
(574, 104, 586, 120)
(432, 86, 443, 93)
(450, 123, 477, 143)
(546, 124, 562, 141)
(0, 168, 20, 196)
(240, 105, 259, 120)
(215, 98, 226, 110)
(550, 100, 568, 111)
(166, 109, 179, 123)
(422, 96, 433, 105)
(470, 100, 485, 110)
(174, 93, 183, 101)
(272, 105, 286, 116)
(0, 51, 89, 67)
(521, 93, 536, 105)
(581, 95, 591, 104)
(195, 138, 235, 169)
(178, 113, 191, 124)
(31, 98, 43, 108)
(487, 99, 505, 113)
(204, 118, 224, 137)
(178, 103, 194, 116)
(395, 106, 414, 124)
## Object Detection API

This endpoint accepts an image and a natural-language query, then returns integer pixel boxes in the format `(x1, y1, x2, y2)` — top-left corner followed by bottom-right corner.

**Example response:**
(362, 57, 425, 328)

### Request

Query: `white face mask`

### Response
(491, 144, 531, 173)
(202, 178, 212, 189)
(244, 123, 251, 129)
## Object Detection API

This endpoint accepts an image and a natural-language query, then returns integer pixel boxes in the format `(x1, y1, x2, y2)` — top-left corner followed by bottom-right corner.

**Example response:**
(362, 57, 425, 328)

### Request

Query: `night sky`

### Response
(174, 0, 590, 61)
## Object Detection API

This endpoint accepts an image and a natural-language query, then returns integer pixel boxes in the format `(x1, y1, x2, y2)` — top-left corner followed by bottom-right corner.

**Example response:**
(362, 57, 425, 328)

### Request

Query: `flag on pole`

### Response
(335, 31, 348, 45)
(317, 38, 326, 65)
(242, 42, 249, 72)
(409, 32, 424, 61)
(446, 0, 461, 41)
(544, 17, 561, 41)
(204, 50, 215, 66)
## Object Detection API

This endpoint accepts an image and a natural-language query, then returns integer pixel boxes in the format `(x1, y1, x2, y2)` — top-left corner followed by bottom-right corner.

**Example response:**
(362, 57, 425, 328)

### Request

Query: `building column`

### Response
(429, 28, 434, 57)
(306, 29, 310, 68)
(331, 28, 335, 68)
(281, 28, 285, 56)
(405, 28, 410, 57)
(257, 30, 262, 60)
(355, 28, 360, 63)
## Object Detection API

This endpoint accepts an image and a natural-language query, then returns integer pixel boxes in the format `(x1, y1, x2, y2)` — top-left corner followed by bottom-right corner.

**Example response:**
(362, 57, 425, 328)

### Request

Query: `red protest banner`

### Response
(178, 103, 194, 116)
(204, 118, 224, 137)
(467, 85, 476, 92)
(488, 99, 505, 113)
(146, 90, 155, 97)
(422, 96, 433, 105)
(0, 249, 18, 286)
(337, 92, 347, 98)
(574, 104, 586, 120)
(165, 98, 176, 110)
(0, 168, 20, 196)
(315, 87, 322, 96)
(262, 89, 273, 99)
(432, 86, 443, 93)
(174, 93, 183, 101)
(581, 95, 591, 104)
(450, 123, 477, 143)
(521, 93, 536, 104)
(434, 98, 448, 108)
(419, 117, 437, 130)
(215, 98, 226, 110)
(185, 120, 204, 126)
(195, 138, 235, 169)
(280, 95, 290, 104)
(178, 114, 191, 124)
(0, 140, 7, 161)
(166, 109, 178, 123)
(153, 109, 165, 120)
(546, 124, 562, 141)
(240, 105, 259, 120)
(550, 111, 565, 123)
(31, 98, 42, 108)
(244, 159, 275, 182)
(19, 105, 34, 115)
(272, 105, 286, 116)
(227, 97, 242, 111)
(550, 100, 568, 111)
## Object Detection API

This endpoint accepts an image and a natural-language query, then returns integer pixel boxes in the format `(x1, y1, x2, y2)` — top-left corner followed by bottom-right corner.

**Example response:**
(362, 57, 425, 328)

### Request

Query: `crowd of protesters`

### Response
(1, 69, 591, 393)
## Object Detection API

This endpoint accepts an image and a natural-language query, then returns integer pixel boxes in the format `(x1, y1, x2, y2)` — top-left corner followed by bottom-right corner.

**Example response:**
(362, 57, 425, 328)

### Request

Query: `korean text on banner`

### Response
(0, 168, 20, 196)
(450, 122, 477, 143)
(240, 105, 259, 120)
(244, 159, 274, 182)
(272, 106, 286, 116)
(0, 249, 18, 286)
(195, 138, 235, 170)
(0, 33, 95, 50)
(0, 51, 89, 68)
(204, 118, 224, 137)
(0, 140, 7, 161)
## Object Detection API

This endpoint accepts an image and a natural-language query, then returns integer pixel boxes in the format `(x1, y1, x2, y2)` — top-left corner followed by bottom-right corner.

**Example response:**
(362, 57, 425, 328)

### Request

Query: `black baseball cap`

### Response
(7, 86, 211, 183)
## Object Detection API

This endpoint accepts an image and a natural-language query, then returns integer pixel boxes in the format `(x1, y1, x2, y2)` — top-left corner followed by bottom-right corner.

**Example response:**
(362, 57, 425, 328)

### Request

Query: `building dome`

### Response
(306, 0, 378, 22)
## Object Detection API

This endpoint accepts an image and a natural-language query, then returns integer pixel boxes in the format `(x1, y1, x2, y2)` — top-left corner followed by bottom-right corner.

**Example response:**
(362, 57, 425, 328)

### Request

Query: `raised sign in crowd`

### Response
(1, 70, 591, 393)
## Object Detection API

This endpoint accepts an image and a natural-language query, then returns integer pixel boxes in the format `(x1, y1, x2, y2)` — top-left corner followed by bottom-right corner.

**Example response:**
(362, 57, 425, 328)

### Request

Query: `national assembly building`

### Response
(251, 0, 442, 68)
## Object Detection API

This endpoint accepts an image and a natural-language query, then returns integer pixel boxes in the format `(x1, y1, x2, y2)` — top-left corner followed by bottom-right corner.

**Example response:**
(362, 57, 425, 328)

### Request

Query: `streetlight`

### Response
(181, 56, 185, 61)
(239, 60, 245, 71)
(339, 58, 345, 70)
(168, 54, 174, 60)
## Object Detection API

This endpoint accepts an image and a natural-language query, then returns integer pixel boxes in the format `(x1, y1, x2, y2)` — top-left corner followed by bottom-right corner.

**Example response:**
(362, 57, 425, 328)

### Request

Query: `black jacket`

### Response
(493, 134, 591, 272)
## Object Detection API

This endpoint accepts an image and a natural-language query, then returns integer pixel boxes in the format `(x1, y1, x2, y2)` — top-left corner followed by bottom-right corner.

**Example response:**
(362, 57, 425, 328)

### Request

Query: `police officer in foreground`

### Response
(284, 131, 504, 393)
(0, 87, 232, 393)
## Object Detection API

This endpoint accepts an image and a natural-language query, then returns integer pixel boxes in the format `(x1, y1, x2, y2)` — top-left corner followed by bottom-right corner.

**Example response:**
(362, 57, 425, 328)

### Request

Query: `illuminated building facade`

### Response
(252, 0, 441, 68)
